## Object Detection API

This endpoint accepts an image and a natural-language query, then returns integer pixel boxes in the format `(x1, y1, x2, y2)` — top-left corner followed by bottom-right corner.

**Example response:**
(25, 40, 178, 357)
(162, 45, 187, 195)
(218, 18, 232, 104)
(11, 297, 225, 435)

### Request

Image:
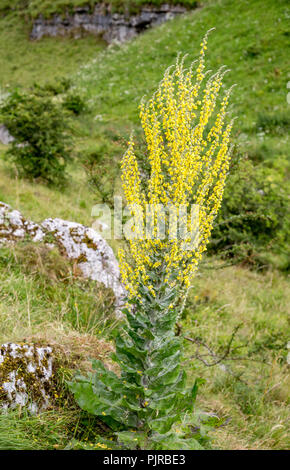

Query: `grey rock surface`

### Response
(0, 201, 125, 312)
(0, 201, 45, 243)
(0, 343, 53, 413)
(30, 3, 188, 43)
(0, 125, 14, 145)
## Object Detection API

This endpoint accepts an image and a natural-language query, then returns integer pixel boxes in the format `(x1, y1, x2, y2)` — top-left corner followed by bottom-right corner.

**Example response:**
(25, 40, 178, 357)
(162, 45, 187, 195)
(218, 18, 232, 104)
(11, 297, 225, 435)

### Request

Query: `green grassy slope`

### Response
(0, 14, 105, 89)
(0, 0, 289, 450)
(76, 0, 289, 160)
(1, 0, 288, 224)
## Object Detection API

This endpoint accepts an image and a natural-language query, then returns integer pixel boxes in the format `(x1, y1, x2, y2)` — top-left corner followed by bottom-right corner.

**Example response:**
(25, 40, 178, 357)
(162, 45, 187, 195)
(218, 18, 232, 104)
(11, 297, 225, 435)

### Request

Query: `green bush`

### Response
(35, 77, 72, 96)
(209, 158, 289, 270)
(34, 78, 87, 115)
(0, 89, 71, 185)
(62, 91, 87, 115)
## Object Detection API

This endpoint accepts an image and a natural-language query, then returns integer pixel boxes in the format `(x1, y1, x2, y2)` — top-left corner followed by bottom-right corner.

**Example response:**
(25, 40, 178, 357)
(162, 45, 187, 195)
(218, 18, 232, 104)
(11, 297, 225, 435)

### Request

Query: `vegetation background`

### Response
(0, 0, 289, 450)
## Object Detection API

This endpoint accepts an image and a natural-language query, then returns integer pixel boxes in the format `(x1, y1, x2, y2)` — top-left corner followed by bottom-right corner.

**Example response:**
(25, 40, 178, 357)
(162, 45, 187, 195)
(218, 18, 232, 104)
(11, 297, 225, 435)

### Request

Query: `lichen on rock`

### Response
(0, 343, 53, 413)
(0, 201, 45, 244)
(41, 217, 126, 312)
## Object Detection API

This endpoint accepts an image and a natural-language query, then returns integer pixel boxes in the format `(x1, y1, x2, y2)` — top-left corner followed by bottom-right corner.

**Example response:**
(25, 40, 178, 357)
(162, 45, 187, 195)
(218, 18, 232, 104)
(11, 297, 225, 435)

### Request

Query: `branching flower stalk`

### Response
(70, 32, 234, 450)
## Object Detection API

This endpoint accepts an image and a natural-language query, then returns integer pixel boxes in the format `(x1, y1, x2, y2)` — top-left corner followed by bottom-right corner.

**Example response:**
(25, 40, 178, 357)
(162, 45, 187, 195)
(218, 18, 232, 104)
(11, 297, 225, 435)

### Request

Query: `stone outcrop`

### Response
(0, 343, 53, 413)
(30, 3, 188, 43)
(0, 201, 125, 312)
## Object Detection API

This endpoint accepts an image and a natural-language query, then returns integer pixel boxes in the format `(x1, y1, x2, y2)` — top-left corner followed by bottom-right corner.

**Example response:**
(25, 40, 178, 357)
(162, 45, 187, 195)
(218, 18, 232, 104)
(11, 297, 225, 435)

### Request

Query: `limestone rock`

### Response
(0, 201, 45, 244)
(0, 125, 14, 145)
(0, 343, 53, 413)
(0, 202, 126, 313)
(30, 4, 188, 43)
(41, 217, 125, 310)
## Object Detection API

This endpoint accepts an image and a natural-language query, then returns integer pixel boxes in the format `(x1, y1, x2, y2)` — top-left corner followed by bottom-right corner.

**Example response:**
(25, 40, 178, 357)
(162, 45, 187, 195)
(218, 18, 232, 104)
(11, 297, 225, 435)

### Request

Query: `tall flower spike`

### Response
(70, 33, 235, 450)
(119, 31, 234, 298)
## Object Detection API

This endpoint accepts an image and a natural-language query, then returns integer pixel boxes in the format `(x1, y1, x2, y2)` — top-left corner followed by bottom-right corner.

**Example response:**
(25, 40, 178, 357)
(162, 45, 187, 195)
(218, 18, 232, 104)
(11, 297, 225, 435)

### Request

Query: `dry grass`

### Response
(26, 326, 117, 373)
(0, 242, 117, 344)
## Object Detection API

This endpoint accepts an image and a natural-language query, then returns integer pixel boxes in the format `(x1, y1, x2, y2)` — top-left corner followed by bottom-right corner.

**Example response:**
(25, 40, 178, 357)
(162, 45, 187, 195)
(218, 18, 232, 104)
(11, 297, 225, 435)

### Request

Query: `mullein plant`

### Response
(69, 31, 234, 450)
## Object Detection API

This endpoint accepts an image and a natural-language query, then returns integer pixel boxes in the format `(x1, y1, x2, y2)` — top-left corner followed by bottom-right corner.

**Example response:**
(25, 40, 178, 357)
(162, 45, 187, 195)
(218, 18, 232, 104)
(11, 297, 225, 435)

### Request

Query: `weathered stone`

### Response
(41, 217, 125, 310)
(0, 201, 45, 243)
(0, 124, 14, 145)
(0, 343, 53, 413)
(0, 202, 126, 314)
(30, 3, 189, 43)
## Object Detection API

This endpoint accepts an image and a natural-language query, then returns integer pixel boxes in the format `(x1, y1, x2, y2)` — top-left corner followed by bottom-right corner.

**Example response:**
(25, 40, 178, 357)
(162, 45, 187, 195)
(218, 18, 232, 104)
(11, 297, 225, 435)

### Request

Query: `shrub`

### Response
(38, 77, 72, 96)
(34, 78, 87, 115)
(256, 112, 290, 135)
(69, 32, 233, 450)
(209, 158, 290, 270)
(62, 91, 87, 115)
(0, 89, 71, 185)
(82, 143, 121, 206)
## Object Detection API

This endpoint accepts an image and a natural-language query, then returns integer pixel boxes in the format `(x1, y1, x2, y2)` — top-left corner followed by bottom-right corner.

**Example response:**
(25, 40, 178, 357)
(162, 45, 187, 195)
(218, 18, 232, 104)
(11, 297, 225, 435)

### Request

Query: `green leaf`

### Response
(150, 432, 204, 450)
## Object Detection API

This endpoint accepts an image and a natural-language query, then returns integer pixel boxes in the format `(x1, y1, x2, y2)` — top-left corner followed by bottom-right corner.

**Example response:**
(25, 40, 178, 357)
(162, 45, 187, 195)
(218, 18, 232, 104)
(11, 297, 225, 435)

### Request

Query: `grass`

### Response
(0, 408, 76, 450)
(0, 0, 289, 451)
(0, 13, 105, 89)
(0, 243, 117, 344)
(0, 0, 198, 18)
(74, 0, 289, 158)
(0, 157, 97, 225)
(183, 262, 290, 450)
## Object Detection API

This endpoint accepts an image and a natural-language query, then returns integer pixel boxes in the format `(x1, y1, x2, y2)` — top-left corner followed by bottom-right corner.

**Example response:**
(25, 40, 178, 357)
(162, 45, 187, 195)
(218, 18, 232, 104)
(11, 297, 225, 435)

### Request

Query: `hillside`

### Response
(1, 0, 289, 265)
(0, 0, 289, 450)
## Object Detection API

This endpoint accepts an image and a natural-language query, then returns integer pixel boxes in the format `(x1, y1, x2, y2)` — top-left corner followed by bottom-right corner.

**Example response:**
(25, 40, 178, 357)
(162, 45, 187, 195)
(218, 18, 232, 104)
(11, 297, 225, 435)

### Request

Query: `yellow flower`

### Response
(119, 31, 233, 299)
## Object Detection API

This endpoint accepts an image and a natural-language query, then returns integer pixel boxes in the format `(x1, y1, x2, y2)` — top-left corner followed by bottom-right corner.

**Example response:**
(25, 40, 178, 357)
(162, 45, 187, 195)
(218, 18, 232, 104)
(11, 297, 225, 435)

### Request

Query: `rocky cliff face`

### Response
(30, 3, 188, 43)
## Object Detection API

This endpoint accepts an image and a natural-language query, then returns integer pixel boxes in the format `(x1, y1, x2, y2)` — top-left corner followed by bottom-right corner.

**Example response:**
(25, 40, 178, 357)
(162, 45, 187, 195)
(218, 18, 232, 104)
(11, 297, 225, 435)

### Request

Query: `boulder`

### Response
(0, 343, 53, 413)
(41, 217, 125, 310)
(0, 202, 125, 314)
(0, 125, 14, 145)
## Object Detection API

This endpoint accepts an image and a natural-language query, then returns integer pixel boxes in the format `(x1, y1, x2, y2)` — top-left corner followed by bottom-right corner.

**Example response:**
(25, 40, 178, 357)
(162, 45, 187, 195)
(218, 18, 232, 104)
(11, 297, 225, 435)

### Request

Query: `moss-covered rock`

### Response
(0, 201, 45, 244)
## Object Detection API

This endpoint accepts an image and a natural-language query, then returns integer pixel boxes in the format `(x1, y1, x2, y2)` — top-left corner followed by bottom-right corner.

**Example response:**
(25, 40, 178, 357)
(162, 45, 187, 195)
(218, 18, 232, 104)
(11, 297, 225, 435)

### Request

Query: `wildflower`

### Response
(119, 32, 233, 299)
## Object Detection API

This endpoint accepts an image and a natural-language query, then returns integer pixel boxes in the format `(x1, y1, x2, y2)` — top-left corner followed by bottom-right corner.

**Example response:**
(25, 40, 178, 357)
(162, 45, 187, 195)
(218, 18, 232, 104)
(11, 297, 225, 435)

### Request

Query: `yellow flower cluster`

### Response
(119, 32, 234, 299)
